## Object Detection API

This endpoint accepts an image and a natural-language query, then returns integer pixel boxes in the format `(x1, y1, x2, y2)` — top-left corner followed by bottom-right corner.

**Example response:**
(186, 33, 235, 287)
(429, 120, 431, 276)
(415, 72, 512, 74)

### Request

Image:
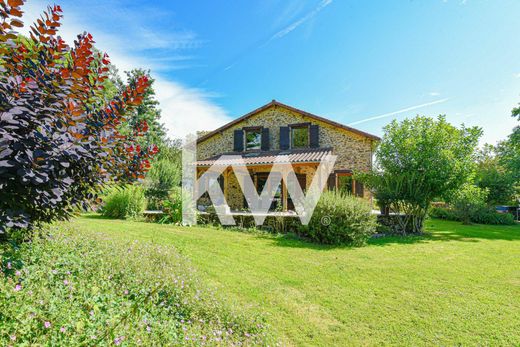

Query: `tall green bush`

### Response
(159, 187, 184, 224)
(299, 191, 377, 246)
(101, 185, 146, 219)
(450, 184, 489, 224)
(144, 159, 181, 209)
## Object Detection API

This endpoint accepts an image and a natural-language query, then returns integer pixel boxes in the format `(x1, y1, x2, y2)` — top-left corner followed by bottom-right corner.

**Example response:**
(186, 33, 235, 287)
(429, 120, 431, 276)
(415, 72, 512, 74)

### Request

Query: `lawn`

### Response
(72, 215, 520, 346)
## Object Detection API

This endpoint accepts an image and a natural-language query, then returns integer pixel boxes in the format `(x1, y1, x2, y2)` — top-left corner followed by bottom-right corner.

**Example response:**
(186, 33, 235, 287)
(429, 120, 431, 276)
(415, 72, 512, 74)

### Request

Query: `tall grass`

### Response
(101, 185, 146, 219)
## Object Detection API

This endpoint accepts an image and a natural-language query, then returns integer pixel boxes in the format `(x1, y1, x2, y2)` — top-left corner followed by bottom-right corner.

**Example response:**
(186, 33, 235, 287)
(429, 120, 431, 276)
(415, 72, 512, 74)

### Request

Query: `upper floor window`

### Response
(291, 125, 309, 148)
(245, 128, 262, 150)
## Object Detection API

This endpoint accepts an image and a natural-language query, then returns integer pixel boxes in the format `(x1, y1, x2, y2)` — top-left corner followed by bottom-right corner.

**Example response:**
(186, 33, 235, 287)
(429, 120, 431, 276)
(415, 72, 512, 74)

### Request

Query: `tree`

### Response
(474, 145, 516, 205)
(0, 2, 157, 235)
(116, 68, 167, 151)
(362, 116, 482, 233)
(497, 105, 520, 184)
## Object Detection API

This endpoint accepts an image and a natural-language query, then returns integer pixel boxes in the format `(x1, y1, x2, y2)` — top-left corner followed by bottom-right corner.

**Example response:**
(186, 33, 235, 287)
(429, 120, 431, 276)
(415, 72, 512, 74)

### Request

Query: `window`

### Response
(291, 126, 309, 148)
(245, 129, 261, 150)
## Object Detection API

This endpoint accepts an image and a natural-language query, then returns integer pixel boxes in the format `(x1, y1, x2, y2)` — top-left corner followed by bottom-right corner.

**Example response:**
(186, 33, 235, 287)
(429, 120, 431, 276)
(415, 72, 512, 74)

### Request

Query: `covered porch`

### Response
(195, 148, 365, 212)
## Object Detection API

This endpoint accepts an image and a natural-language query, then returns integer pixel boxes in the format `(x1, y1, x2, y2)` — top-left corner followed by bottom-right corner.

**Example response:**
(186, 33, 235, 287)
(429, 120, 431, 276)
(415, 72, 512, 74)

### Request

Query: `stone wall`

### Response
(197, 104, 374, 172)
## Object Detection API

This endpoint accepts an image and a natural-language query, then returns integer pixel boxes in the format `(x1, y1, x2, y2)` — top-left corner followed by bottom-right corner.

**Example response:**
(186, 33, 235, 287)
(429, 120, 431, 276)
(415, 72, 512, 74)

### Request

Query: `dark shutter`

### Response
(310, 124, 319, 148)
(233, 129, 243, 152)
(355, 181, 364, 197)
(261, 128, 270, 151)
(327, 173, 336, 190)
(279, 126, 290, 150)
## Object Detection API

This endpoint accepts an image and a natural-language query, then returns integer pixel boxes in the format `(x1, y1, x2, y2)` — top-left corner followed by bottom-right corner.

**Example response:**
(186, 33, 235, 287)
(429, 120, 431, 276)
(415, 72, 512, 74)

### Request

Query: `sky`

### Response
(22, 0, 520, 145)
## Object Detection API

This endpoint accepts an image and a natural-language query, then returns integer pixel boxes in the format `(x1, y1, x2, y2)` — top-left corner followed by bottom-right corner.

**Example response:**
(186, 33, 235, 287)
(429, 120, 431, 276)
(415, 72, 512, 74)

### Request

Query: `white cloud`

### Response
(429, 91, 441, 96)
(20, 1, 230, 140)
(154, 79, 230, 139)
(515, 73, 520, 78)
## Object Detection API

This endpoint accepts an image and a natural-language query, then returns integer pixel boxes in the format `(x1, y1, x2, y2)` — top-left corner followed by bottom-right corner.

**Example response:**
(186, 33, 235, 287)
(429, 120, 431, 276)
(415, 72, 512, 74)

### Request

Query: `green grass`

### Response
(72, 215, 520, 346)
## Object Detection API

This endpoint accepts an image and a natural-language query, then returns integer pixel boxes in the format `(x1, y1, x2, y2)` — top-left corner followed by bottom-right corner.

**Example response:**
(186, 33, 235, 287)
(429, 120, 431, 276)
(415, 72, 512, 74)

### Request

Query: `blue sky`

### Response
(24, 0, 520, 144)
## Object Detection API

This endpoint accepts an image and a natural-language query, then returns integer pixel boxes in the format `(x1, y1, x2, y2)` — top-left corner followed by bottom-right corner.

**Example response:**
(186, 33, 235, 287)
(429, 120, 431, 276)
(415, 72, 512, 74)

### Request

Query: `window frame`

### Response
(243, 126, 263, 151)
(289, 123, 310, 149)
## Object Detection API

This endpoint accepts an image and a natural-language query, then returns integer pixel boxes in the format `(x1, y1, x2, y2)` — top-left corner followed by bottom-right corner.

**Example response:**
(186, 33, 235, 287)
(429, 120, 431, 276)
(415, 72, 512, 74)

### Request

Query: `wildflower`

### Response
(114, 336, 125, 345)
(15, 271, 21, 276)
(10, 335, 16, 341)
(124, 290, 129, 295)
(60, 326, 66, 333)
(146, 326, 151, 332)
(7, 262, 12, 269)
(44, 321, 51, 329)
(63, 280, 69, 285)
(51, 269, 57, 274)
(14, 284, 22, 292)
(89, 310, 94, 316)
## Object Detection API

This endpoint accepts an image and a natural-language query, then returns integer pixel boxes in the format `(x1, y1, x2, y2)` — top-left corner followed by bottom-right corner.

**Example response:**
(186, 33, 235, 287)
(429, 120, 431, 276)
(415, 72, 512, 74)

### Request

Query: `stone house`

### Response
(195, 100, 380, 211)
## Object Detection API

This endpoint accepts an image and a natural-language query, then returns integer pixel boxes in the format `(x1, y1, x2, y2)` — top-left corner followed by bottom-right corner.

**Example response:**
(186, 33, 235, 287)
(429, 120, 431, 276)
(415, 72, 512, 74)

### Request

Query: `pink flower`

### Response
(124, 290, 129, 295)
(10, 335, 16, 341)
(60, 326, 66, 333)
(44, 321, 51, 329)
(63, 280, 69, 285)
(7, 262, 12, 269)
(15, 271, 21, 276)
(89, 310, 94, 316)
(114, 336, 125, 345)
(146, 326, 151, 332)
(14, 284, 21, 292)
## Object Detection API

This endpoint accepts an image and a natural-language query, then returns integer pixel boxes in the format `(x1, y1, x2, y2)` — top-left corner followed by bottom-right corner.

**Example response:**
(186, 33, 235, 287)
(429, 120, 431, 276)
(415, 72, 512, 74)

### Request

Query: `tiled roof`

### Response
(195, 147, 333, 167)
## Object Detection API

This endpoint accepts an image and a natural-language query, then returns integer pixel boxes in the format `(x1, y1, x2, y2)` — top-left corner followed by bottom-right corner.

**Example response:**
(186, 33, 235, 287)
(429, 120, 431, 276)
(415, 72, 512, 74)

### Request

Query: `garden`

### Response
(1, 1, 519, 346)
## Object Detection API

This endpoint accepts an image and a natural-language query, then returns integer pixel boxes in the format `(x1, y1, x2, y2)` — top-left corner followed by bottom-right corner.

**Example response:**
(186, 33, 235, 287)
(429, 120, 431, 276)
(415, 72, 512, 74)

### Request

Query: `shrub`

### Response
(159, 187, 184, 224)
(429, 204, 515, 225)
(429, 206, 458, 221)
(101, 185, 146, 219)
(0, 4, 156, 235)
(299, 191, 377, 246)
(470, 206, 516, 225)
(145, 159, 181, 210)
(450, 184, 489, 224)
(0, 225, 270, 345)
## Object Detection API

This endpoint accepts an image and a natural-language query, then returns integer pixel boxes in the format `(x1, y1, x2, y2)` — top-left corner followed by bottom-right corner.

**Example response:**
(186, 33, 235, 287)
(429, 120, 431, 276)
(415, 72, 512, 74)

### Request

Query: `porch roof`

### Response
(195, 147, 333, 167)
